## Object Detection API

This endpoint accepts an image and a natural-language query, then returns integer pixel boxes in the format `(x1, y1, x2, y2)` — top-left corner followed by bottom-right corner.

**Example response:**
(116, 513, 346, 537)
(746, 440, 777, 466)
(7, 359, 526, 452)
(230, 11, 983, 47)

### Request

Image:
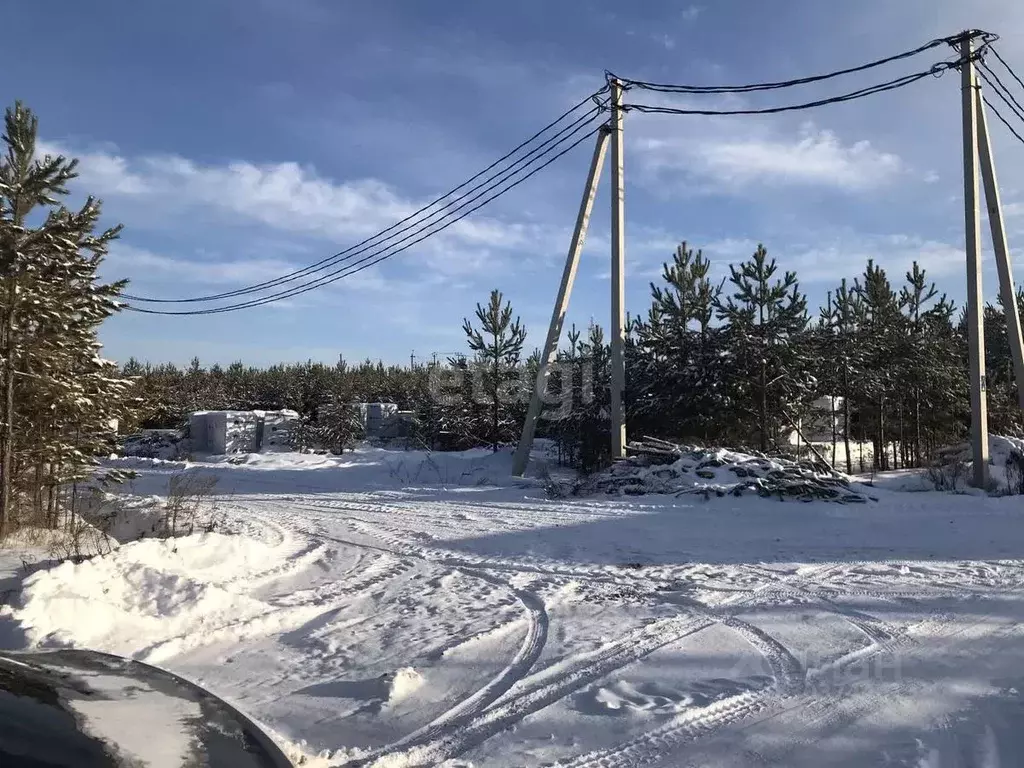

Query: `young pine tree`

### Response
(855, 260, 905, 470)
(716, 245, 810, 451)
(632, 242, 724, 440)
(462, 289, 527, 451)
(815, 280, 864, 473)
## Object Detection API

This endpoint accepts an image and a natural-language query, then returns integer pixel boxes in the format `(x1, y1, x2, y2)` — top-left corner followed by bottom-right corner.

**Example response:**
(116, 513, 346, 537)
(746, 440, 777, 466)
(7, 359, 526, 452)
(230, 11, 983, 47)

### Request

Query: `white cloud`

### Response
(635, 121, 903, 191)
(38, 142, 150, 195)
(104, 244, 300, 285)
(784, 234, 964, 284)
(702, 237, 761, 261)
(624, 231, 965, 287)
(41, 140, 544, 279)
(701, 128, 902, 188)
(681, 5, 702, 21)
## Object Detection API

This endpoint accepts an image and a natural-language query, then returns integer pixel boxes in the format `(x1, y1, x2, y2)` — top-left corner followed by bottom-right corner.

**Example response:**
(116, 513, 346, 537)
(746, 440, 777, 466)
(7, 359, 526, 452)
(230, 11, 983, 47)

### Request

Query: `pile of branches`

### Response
(120, 430, 189, 460)
(553, 437, 869, 503)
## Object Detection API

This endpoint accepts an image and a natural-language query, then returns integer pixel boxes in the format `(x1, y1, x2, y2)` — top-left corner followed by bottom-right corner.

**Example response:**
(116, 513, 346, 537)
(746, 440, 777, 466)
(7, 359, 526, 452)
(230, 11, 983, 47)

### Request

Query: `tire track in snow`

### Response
(242, 500, 562, 765)
(717, 615, 805, 695)
(556, 593, 998, 767)
(251, 502, 719, 767)
(269, 498, 766, 596)
(341, 568, 549, 767)
(273, 553, 412, 608)
(742, 581, 903, 646)
(555, 618, 921, 768)
(363, 569, 838, 767)
(246, 498, 910, 766)
(216, 505, 336, 592)
(738, 615, 1024, 767)
(375, 615, 718, 767)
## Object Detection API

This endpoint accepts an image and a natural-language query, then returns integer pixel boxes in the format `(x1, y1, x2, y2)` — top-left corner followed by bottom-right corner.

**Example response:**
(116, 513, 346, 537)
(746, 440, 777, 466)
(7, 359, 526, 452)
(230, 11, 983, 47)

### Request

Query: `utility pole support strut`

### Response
(975, 86, 1024, 410)
(511, 127, 610, 476)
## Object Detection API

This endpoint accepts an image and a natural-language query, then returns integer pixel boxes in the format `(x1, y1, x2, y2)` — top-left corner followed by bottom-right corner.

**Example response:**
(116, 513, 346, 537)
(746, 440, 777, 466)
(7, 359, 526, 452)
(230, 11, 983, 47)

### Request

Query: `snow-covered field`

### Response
(5, 447, 1024, 767)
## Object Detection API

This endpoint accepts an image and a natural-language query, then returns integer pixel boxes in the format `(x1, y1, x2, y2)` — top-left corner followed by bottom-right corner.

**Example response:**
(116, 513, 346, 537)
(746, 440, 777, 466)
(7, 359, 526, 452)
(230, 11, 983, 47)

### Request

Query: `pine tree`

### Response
(897, 262, 955, 466)
(462, 289, 527, 451)
(820, 279, 865, 473)
(631, 242, 724, 440)
(855, 260, 905, 470)
(0, 102, 131, 536)
(716, 244, 810, 451)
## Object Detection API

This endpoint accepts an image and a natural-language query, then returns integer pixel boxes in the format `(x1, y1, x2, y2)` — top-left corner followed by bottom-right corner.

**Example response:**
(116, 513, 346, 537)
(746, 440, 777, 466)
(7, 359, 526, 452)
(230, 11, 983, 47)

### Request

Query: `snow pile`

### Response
(557, 439, 867, 502)
(76, 490, 170, 543)
(214, 445, 522, 488)
(387, 666, 425, 701)
(931, 434, 1024, 495)
(0, 523, 120, 562)
(1, 533, 285, 661)
(121, 430, 188, 460)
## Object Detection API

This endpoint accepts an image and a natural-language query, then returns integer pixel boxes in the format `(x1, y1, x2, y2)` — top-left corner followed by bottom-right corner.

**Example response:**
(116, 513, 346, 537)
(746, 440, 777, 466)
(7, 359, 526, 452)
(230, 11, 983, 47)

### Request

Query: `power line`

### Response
(123, 89, 608, 304)
(989, 45, 1024, 94)
(608, 33, 975, 95)
(622, 65, 946, 116)
(978, 62, 1024, 124)
(123, 29, 1002, 316)
(977, 49, 1024, 147)
(126, 122, 607, 315)
(982, 95, 1024, 148)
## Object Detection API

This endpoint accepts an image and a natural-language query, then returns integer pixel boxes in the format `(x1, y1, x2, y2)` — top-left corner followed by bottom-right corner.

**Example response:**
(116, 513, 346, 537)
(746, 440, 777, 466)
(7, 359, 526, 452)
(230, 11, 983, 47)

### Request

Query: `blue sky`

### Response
(9, 0, 1024, 366)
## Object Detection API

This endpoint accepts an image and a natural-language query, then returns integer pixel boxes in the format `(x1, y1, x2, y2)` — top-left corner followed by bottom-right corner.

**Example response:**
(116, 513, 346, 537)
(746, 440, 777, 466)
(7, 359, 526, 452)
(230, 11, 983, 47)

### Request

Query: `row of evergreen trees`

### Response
(126, 242, 1024, 474)
(0, 103, 133, 538)
(622, 243, 1015, 473)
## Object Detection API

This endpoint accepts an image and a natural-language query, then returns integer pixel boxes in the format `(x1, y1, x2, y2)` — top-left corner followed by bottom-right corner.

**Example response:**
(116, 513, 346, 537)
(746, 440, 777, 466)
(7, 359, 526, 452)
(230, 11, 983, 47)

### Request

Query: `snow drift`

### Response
(0, 533, 314, 663)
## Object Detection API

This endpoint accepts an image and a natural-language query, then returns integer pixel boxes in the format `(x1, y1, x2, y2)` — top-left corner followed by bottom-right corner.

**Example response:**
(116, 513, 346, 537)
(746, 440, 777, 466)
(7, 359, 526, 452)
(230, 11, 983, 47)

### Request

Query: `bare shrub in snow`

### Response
(931, 436, 1024, 495)
(47, 509, 116, 564)
(927, 458, 969, 493)
(384, 453, 491, 489)
(165, 472, 222, 536)
(1003, 450, 1024, 496)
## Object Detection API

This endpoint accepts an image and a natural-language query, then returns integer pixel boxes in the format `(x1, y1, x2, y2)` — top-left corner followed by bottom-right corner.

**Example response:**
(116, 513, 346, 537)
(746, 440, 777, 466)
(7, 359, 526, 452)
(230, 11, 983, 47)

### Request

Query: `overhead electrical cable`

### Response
(982, 95, 1024, 147)
(988, 46, 1024, 94)
(620, 66, 948, 116)
(125, 29, 1004, 315)
(607, 34, 967, 95)
(978, 61, 1024, 124)
(122, 89, 608, 304)
(977, 46, 1024, 147)
(126, 122, 607, 315)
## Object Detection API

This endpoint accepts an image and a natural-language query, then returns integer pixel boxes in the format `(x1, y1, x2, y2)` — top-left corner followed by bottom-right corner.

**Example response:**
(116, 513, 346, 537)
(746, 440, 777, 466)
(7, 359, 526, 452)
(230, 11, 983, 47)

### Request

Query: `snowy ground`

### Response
(4, 447, 1024, 767)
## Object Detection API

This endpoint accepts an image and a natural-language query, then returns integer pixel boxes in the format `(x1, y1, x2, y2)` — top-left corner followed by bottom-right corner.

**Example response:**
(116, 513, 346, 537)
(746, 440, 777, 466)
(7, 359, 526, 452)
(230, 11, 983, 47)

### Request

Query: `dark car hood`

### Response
(0, 649, 292, 767)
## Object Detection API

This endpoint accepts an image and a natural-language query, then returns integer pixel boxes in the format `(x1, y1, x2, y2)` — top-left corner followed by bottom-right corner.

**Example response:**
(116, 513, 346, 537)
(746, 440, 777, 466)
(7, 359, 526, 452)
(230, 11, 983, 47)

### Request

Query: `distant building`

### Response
(189, 410, 299, 454)
(350, 402, 400, 437)
(786, 396, 843, 445)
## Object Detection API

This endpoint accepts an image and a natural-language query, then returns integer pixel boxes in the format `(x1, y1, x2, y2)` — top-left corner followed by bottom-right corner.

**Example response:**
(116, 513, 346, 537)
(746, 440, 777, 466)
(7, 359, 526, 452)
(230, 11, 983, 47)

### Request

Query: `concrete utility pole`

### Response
(511, 127, 611, 476)
(975, 86, 1024, 410)
(960, 32, 990, 488)
(610, 78, 627, 459)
